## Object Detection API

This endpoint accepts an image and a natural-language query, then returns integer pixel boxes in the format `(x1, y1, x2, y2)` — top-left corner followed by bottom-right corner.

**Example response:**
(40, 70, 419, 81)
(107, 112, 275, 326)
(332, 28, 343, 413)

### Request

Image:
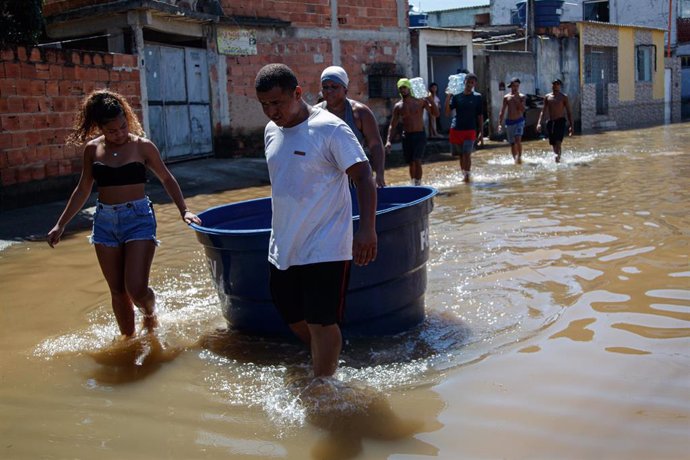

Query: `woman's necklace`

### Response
(104, 137, 127, 158)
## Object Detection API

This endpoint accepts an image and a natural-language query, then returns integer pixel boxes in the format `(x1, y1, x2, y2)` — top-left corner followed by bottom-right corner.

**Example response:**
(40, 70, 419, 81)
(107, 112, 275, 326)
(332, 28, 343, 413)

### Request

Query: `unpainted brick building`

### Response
(1, 0, 412, 208)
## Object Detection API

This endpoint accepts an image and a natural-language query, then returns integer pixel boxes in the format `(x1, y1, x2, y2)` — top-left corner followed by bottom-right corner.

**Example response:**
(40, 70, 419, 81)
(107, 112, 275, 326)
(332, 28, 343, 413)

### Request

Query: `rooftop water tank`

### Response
(410, 12, 429, 27)
(514, 0, 564, 28)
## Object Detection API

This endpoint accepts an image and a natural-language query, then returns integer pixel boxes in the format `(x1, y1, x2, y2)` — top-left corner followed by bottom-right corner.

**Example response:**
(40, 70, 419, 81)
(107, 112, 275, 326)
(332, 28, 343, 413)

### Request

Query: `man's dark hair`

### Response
(255, 63, 299, 93)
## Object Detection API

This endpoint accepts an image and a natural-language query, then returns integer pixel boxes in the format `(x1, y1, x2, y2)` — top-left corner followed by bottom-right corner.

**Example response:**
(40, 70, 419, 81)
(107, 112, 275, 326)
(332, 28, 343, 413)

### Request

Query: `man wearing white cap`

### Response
(319, 65, 386, 187)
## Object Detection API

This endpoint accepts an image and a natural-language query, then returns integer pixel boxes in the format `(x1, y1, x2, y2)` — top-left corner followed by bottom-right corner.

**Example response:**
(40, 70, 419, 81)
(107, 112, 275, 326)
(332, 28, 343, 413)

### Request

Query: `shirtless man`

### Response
(498, 77, 526, 164)
(319, 65, 386, 187)
(537, 79, 574, 163)
(385, 78, 440, 185)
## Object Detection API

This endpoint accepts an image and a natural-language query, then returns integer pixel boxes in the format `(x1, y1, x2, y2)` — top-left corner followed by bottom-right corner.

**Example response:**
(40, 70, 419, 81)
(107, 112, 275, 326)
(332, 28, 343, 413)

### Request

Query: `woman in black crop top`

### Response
(47, 90, 201, 338)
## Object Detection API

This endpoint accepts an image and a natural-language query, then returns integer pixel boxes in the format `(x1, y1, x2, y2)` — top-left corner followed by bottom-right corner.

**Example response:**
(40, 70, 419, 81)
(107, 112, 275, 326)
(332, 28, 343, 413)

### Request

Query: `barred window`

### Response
(584, 46, 618, 84)
(636, 45, 656, 82)
(368, 75, 400, 99)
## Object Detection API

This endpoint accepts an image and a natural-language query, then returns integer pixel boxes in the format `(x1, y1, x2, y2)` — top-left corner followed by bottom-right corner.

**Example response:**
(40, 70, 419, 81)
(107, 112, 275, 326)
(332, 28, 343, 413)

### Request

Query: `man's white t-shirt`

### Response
(264, 107, 368, 269)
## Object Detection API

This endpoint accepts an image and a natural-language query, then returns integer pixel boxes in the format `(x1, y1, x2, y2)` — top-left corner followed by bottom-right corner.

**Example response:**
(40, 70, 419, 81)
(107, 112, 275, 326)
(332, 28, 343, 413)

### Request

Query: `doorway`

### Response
(427, 46, 466, 132)
(585, 46, 616, 116)
(144, 44, 213, 161)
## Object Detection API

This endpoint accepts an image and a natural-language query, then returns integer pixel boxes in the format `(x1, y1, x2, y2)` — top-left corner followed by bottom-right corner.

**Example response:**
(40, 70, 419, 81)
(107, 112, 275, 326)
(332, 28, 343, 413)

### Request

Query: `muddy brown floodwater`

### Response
(1, 123, 689, 459)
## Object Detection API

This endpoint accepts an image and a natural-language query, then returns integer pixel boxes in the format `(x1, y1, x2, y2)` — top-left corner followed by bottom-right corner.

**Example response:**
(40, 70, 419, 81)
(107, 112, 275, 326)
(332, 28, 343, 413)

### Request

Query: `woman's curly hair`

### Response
(66, 89, 145, 145)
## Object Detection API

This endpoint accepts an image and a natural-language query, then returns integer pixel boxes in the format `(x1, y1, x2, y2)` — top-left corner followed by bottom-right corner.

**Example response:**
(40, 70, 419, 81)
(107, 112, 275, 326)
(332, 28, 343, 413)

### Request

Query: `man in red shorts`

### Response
(444, 73, 483, 182)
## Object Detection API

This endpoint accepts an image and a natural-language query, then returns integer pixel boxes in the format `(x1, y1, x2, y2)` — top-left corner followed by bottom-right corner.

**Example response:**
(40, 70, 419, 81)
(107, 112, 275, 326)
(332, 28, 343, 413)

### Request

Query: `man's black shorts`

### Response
(402, 131, 427, 163)
(269, 260, 351, 326)
(546, 118, 566, 145)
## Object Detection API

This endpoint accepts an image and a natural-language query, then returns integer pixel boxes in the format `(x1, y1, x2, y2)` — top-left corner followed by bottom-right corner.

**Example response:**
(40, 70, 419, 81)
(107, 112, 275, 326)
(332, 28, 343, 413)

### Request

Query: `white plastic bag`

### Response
(409, 77, 428, 99)
(446, 73, 466, 95)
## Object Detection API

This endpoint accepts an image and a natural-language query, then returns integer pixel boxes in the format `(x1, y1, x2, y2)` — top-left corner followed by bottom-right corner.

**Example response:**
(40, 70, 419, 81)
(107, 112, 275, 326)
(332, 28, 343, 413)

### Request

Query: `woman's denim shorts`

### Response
(90, 196, 160, 247)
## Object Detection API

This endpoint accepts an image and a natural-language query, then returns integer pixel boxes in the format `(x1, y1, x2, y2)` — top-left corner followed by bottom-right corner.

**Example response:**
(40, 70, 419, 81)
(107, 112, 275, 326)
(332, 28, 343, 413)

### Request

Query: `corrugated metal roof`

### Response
(409, 26, 475, 33)
(416, 0, 489, 14)
(577, 20, 667, 32)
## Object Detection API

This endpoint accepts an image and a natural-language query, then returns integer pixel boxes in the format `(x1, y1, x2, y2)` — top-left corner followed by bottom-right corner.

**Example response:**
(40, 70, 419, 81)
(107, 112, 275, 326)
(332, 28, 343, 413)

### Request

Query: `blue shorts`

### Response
(90, 196, 159, 247)
(504, 119, 525, 144)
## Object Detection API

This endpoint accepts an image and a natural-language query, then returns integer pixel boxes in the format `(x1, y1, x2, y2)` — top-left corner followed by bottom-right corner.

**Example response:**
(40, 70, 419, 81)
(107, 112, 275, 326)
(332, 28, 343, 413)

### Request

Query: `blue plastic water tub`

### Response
(191, 186, 437, 337)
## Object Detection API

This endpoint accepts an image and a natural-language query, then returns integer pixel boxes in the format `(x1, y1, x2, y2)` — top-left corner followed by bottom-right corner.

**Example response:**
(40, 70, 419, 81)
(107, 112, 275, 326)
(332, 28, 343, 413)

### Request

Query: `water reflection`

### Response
(2, 124, 689, 459)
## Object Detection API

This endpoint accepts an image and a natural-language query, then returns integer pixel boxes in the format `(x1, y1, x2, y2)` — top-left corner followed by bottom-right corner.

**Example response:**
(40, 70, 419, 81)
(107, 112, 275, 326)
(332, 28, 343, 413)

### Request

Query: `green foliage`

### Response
(0, 0, 44, 47)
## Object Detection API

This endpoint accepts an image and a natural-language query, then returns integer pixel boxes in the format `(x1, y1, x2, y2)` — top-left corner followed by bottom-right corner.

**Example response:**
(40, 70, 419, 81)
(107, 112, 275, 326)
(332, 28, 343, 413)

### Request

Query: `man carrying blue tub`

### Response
(254, 63, 377, 378)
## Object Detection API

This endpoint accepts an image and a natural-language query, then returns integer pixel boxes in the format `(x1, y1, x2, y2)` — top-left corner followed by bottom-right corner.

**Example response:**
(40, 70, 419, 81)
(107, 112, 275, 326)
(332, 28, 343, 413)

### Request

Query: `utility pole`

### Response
(525, 0, 535, 52)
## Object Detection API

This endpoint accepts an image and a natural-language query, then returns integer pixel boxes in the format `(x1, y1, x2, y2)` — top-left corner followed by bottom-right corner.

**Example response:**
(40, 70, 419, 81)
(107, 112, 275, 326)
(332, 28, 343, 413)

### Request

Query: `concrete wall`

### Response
(491, 0, 584, 26)
(614, 0, 676, 47)
(483, 50, 536, 134)
(480, 36, 580, 135)
(666, 56, 683, 122)
(535, 36, 580, 123)
(618, 27, 636, 101)
(0, 46, 140, 208)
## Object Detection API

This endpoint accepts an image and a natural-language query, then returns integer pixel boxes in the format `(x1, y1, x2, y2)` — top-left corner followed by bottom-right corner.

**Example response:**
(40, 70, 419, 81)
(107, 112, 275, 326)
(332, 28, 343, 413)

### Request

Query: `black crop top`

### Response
(92, 162, 147, 187)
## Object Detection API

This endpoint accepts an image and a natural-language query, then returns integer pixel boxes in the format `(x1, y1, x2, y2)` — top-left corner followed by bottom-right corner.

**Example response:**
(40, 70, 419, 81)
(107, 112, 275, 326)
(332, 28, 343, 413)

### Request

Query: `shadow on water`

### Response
(287, 376, 439, 460)
(199, 328, 309, 366)
(87, 333, 183, 384)
(199, 309, 472, 370)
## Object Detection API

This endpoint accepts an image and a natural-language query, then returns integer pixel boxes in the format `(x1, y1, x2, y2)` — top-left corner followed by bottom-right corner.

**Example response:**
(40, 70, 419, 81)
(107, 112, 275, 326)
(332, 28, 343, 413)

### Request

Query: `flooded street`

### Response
(1, 123, 689, 459)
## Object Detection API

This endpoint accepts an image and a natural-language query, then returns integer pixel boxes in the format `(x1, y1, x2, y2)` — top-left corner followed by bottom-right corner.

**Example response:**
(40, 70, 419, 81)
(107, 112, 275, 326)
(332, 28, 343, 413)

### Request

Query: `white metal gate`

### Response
(144, 44, 212, 160)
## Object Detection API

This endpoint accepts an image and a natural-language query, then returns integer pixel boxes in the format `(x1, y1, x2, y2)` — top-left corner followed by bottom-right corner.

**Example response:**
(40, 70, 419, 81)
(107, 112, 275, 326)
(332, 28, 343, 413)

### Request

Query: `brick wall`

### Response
(218, 0, 407, 153)
(43, 0, 110, 16)
(0, 46, 140, 209)
(220, 0, 401, 29)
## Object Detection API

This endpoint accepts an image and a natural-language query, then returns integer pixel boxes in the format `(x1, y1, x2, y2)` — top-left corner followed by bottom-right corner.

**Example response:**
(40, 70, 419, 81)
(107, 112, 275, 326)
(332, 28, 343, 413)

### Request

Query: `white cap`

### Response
(320, 65, 349, 88)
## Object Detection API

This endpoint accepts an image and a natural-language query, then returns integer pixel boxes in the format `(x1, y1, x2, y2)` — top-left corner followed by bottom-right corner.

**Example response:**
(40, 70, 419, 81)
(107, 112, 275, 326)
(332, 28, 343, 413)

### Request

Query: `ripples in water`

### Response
(27, 136, 690, 449)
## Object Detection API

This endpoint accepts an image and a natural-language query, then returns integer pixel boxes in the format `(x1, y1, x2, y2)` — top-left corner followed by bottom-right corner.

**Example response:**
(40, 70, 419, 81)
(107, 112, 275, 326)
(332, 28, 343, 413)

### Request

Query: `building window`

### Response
(584, 46, 618, 83)
(583, 0, 609, 22)
(681, 0, 690, 18)
(682, 56, 690, 68)
(636, 45, 656, 82)
(368, 75, 400, 98)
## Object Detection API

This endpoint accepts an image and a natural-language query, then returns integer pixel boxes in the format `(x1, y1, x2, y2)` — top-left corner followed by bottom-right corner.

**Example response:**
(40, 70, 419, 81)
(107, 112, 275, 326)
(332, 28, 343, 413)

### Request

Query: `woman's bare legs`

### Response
(95, 244, 135, 336)
(95, 240, 157, 336)
(124, 240, 157, 332)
